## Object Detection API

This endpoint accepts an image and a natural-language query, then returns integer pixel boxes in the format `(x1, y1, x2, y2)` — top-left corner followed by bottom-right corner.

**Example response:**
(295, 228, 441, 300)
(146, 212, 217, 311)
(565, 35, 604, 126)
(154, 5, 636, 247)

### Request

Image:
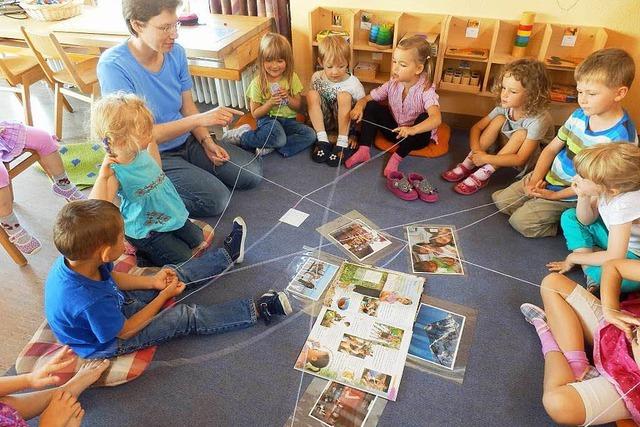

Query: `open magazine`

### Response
(295, 262, 424, 400)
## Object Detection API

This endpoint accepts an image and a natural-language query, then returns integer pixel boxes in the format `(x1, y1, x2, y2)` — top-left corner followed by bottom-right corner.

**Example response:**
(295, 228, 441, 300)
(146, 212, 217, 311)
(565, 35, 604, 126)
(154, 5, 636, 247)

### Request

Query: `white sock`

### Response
(473, 164, 496, 181)
(1, 212, 22, 236)
(317, 131, 329, 143)
(336, 135, 349, 148)
(461, 152, 475, 169)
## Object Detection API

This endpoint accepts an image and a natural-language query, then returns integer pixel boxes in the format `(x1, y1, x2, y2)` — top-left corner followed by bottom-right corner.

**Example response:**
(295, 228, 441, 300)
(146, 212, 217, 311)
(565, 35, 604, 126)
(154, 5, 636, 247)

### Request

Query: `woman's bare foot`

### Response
(65, 405, 85, 427)
(63, 359, 110, 397)
(39, 390, 80, 427)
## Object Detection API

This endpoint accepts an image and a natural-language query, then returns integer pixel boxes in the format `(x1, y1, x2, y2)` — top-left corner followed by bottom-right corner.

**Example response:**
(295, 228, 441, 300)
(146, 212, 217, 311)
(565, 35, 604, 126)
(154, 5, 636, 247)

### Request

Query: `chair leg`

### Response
(0, 227, 28, 266)
(20, 81, 33, 126)
(54, 83, 64, 139)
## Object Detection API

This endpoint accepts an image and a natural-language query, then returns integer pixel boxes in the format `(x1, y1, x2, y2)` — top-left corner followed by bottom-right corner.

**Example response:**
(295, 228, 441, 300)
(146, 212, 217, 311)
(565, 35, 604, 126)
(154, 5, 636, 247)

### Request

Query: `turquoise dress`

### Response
(111, 150, 188, 239)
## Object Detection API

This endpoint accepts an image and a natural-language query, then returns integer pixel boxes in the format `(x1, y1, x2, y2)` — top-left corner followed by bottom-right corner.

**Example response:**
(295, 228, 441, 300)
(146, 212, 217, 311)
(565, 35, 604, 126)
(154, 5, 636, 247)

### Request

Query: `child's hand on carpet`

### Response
(546, 258, 575, 274)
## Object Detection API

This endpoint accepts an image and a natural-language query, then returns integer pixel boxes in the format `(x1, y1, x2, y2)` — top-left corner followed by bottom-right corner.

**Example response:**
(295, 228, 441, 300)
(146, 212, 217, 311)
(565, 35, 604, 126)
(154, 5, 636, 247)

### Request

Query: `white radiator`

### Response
(190, 62, 257, 110)
(49, 59, 256, 111)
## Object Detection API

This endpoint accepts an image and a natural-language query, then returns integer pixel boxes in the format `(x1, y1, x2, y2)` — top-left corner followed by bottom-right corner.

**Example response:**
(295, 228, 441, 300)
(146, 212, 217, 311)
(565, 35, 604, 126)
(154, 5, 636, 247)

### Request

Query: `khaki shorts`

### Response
(565, 285, 631, 425)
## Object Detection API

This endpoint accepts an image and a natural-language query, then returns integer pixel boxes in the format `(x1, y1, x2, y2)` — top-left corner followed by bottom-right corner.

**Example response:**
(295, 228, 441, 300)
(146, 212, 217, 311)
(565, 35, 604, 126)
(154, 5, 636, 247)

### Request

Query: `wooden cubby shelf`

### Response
(308, 7, 608, 124)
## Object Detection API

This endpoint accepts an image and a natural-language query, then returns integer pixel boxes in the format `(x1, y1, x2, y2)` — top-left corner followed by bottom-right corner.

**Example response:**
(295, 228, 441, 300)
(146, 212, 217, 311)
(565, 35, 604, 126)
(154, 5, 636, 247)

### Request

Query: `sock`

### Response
(1, 212, 22, 236)
(461, 164, 495, 186)
(336, 135, 349, 148)
(53, 172, 72, 190)
(461, 152, 475, 169)
(532, 318, 561, 356)
(345, 146, 370, 169)
(564, 350, 589, 380)
(317, 131, 329, 143)
(384, 152, 403, 177)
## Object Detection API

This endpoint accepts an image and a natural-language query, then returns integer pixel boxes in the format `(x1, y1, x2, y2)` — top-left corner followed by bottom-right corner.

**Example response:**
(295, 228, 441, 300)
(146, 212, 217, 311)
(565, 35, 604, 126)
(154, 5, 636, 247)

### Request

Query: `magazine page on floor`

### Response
(295, 262, 424, 400)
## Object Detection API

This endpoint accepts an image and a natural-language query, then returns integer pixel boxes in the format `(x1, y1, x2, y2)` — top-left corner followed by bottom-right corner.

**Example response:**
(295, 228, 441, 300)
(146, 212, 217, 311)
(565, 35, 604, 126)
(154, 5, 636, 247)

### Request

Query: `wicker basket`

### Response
(20, 0, 82, 21)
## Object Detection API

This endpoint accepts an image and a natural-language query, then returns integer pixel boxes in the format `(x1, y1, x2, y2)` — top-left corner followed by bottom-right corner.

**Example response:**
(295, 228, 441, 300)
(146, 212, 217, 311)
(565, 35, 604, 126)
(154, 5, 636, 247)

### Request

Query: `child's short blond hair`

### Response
(91, 92, 154, 156)
(575, 48, 635, 88)
(574, 143, 640, 194)
(317, 35, 350, 66)
(54, 200, 123, 261)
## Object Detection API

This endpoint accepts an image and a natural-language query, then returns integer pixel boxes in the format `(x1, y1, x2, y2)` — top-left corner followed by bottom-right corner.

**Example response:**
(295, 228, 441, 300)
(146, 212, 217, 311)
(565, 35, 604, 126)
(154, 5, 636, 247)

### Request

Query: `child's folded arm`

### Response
(527, 136, 565, 186)
(601, 259, 640, 337)
(111, 271, 157, 291)
(469, 115, 493, 152)
(409, 105, 441, 135)
(568, 223, 632, 267)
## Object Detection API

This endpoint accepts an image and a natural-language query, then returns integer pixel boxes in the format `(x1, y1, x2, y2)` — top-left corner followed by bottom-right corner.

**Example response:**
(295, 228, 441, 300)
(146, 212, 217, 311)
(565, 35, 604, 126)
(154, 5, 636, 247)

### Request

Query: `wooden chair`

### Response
(20, 27, 100, 139)
(0, 45, 46, 126)
(0, 150, 41, 266)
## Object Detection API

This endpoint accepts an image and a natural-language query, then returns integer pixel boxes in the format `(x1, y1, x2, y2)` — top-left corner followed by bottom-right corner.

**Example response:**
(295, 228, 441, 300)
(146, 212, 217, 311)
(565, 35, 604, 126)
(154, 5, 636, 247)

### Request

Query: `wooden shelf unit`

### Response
(308, 7, 609, 124)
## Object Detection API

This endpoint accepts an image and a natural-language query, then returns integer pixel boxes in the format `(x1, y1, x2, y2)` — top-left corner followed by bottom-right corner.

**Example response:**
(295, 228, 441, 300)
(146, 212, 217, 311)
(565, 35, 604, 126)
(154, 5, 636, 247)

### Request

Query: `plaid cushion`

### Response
(15, 220, 214, 387)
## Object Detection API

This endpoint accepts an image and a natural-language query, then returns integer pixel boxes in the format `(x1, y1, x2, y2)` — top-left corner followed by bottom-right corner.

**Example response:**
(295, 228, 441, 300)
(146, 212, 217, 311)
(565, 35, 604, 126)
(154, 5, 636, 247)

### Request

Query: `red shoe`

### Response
(441, 163, 475, 182)
(386, 171, 418, 201)
(453, 175, 489, 195)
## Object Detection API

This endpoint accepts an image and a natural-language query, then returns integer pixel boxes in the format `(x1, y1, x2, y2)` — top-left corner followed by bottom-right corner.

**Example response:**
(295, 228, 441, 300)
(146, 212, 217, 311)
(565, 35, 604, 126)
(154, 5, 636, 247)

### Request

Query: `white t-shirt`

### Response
(598, 190, 640, 255)
(311, 71, 366, 103)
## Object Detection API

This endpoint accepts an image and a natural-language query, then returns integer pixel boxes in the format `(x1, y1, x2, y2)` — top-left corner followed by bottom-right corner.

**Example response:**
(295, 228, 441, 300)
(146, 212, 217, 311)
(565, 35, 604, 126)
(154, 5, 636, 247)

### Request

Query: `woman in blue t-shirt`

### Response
(97, 0, 262, 217)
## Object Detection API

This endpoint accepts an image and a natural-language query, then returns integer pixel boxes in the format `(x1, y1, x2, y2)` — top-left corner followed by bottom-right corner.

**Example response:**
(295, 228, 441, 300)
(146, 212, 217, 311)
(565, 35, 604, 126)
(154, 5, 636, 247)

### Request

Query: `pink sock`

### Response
(532, 318, 560, 356)
(345, 146, 370, 169)
(384, 153, 403, 177)
(461, 164, 495, 186)
(564, 350, 589, 380)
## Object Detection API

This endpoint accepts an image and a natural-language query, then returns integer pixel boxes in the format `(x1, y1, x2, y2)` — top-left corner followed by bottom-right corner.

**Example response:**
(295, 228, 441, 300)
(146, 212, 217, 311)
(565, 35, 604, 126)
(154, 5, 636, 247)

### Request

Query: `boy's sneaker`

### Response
(255, 147, 274, 156)
(52, 184, 86, 202)
(311, 141, 331, 163)
(257, 290, 292, 324)
(220, 124, 251, 145)
(223, 217, 246, 263)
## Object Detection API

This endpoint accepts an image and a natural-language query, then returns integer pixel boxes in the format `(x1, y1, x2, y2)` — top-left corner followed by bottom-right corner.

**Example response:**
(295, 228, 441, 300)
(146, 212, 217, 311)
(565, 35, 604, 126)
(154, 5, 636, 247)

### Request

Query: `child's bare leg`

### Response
(38, 151, 65, 179)
(307, 90, 326, 137)
(541, 273, 586, 349)
(336, 92, 353, 146)
(0, 185, 12, 217)
(477, 115, 507, 152)
(0, 359, 108, 421)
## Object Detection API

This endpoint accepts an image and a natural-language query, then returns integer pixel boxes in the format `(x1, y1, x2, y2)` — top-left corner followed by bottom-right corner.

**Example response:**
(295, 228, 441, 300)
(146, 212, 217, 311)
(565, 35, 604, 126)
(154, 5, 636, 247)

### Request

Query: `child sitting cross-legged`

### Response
(45, 199, 292, 360)
(547, 143, 640, 293)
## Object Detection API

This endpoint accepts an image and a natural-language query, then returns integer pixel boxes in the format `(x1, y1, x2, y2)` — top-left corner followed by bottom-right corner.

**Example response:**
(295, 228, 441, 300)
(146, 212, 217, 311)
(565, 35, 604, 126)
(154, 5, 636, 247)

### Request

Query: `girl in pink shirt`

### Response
(348, 36, 442, 177)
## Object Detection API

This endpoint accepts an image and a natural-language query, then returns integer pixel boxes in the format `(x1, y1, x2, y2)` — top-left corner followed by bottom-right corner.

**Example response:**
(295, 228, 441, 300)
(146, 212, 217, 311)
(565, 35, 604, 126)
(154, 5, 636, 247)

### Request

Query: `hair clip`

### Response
(102, 137, 115, 157)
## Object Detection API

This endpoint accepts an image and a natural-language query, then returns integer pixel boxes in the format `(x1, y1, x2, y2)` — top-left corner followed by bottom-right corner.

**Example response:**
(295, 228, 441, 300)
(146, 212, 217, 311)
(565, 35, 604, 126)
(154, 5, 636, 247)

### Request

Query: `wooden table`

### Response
(0, 4, 273, 80)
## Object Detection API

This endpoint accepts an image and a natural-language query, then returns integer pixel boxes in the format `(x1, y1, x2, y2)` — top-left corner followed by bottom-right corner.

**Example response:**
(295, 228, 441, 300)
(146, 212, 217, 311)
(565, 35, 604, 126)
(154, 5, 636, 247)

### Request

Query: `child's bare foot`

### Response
(39, 390, 79, 427)
(63, 359, 110, 396)
(65, 405, 85, 427)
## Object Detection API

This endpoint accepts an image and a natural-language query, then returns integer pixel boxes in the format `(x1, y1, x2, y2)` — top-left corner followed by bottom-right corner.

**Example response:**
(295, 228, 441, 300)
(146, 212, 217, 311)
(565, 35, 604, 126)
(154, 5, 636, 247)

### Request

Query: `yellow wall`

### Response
(291, 0, 640, 126)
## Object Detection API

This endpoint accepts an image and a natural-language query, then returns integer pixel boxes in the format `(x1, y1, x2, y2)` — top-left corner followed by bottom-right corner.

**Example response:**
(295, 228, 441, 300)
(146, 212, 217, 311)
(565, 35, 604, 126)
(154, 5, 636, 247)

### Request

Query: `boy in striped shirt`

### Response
(493, 48, 637, 238)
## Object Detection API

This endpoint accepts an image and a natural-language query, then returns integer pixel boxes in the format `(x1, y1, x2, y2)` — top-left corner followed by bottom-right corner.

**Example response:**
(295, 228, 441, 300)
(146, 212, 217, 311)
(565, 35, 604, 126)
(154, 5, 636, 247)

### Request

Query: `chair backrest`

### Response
(0, 43, 38, 85)
(20, 27, 96, 94)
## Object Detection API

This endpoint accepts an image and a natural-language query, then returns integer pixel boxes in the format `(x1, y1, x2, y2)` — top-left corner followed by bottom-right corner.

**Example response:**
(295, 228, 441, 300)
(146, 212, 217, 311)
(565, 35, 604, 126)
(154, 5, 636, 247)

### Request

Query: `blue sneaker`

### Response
(257, 290, 292, 324)
(224, 217, 246, 263)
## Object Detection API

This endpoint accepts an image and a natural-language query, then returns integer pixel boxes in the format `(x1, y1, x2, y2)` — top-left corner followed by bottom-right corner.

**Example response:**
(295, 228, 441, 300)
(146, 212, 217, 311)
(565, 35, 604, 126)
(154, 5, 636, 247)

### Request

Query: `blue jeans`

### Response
(127, 220, 205, 265)
(240, 116, 316, 157)
(91, 289, 257, 358)
(160, 135, 263, 217)
(561, 208, 640, 291)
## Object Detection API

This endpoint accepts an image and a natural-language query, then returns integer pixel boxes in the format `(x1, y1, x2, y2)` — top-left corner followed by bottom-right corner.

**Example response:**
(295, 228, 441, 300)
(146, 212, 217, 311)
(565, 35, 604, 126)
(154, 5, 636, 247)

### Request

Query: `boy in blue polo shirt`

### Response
(44, 200, 291, 359)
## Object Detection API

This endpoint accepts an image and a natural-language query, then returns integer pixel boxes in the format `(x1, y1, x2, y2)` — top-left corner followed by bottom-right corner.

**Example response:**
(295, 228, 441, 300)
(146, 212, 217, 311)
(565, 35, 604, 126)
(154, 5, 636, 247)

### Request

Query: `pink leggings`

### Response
(0, 126, 58, 188)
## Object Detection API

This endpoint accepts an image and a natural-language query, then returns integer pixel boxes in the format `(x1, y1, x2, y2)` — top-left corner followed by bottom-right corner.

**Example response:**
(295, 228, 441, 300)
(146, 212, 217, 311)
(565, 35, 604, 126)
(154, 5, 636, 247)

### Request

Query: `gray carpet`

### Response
(28, 129, 601, 426)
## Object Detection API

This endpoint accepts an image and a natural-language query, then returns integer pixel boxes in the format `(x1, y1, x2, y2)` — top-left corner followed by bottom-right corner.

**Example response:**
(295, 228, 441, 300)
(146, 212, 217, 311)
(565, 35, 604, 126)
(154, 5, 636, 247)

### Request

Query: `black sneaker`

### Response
(311, 141, 331, 163)
(257, 290, 292, 324)
(223, 217, 246, 263)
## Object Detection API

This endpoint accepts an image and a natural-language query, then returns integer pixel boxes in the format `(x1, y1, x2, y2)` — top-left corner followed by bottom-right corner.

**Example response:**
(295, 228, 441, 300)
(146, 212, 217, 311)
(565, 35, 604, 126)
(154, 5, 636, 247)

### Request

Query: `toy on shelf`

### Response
(440, 67, 480, 93)
(368, 23, 394, 49)
(316, 29, 350, 43)
(550, 84, 578, 103)
(545, 55, 582, 69)
(445, 47, 489, 60)
(511, 11, 535, 58)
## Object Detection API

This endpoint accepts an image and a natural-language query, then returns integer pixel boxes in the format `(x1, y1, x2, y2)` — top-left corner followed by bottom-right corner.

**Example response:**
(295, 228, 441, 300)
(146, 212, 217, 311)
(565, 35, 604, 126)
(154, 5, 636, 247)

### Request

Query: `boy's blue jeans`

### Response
(239, 116, 316, 157)
(561, 208, 640, 291)
(90, 289, 257, 358)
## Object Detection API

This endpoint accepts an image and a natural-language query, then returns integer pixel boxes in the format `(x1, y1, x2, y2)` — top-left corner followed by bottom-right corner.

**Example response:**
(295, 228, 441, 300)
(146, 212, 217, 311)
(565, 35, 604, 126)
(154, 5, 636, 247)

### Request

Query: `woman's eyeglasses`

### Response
(152, 22, 181, 34)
